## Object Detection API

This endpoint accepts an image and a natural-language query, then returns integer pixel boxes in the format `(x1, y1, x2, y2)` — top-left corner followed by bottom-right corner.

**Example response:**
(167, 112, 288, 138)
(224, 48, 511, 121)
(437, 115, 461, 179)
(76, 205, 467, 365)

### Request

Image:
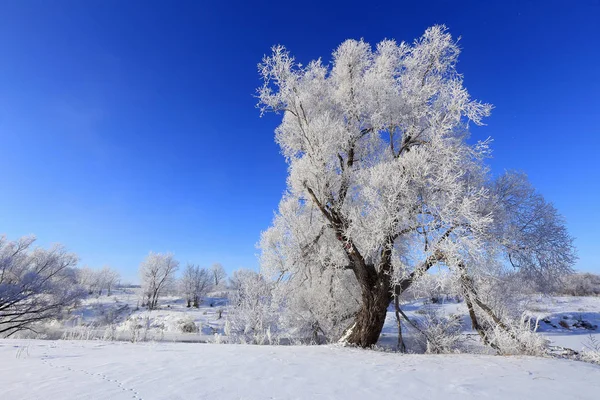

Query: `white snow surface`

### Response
(2, 339, 599, 400)
(525, 295, 600, 350)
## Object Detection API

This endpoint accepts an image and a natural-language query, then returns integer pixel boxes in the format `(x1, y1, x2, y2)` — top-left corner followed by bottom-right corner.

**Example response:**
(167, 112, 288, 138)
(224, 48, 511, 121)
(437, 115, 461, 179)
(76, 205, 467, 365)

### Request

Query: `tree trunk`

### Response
(346, 277, 393, 347)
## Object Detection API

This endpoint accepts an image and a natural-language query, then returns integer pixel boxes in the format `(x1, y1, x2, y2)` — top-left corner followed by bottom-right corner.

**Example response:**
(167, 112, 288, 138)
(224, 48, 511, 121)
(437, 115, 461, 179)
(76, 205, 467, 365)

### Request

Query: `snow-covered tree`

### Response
(76, 266, 101, 295)
(257, 26, 576, 348)
(97, 266, 121, 296)
(229, 268, 256, 291)
(76, 266, 121, 296)
(180, 264, 212, 307)
(139, 252, 179, 310)
(0, 235, 84, 337)
(210, 263, 227, 288)
(561, 273, 600, 296)
(226, 269, 279, 344)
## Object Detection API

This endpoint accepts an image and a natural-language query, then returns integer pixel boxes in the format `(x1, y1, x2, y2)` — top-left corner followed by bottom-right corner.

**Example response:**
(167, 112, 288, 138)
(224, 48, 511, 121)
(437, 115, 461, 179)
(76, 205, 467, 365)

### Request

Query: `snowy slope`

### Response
(1, 339, 599, 400)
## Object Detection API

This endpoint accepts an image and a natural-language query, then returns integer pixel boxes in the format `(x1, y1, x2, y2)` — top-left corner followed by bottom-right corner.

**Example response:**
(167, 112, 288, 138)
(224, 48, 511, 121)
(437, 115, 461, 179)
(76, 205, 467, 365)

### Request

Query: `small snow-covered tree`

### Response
(139, 252, 179, 310)
(181, 264, 195, 307)
(0, 235, 84, 337)
(257, 26, 576, 348)
(210, 263, 227, 288)
(180, 264, 212, 307)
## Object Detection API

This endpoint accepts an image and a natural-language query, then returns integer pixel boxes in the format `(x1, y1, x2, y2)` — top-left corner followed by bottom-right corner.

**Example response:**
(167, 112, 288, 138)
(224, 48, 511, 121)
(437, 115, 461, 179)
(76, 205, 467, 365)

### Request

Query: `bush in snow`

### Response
(416, 309, 464, 354)
(225, 270, 280, 344)
(273, 267, 360, 344)
(180, 318, 199, 333)
(581, 339, 600, 364)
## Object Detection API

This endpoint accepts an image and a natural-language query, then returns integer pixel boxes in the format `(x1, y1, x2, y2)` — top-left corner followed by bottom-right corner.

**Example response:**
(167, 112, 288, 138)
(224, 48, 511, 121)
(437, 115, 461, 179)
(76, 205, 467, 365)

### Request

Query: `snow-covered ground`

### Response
(2, 339, 599, 400)
(525, 295, 600, 351)
(377, 295, 600, 353)
(2, 293, 599, 398)
(18, 290, 600, 353)
(33, 289, 229, 342)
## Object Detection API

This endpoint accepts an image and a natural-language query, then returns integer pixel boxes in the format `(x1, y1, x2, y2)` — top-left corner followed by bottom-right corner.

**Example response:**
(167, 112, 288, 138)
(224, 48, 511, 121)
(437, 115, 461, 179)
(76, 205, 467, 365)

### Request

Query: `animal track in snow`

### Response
(41, 349, 143, 400)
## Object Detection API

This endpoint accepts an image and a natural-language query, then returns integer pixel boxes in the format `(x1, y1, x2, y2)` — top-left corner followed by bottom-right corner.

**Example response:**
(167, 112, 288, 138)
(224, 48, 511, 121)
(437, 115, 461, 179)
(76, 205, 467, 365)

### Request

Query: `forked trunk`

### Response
(346, 279, 393, 347)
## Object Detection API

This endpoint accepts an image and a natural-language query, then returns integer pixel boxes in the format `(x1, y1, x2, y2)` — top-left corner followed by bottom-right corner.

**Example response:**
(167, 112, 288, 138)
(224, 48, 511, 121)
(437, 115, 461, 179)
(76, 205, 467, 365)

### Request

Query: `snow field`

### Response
(2, 339, 599, 400)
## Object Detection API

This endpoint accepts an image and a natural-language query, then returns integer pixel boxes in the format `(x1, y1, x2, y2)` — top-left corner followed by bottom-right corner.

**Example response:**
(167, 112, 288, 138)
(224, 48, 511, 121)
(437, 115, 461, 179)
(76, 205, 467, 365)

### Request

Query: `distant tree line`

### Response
(76, 265, 121, 296)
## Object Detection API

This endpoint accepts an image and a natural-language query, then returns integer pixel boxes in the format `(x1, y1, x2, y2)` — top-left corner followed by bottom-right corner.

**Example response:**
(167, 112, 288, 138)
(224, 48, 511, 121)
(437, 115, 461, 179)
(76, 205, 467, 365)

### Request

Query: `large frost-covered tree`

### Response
(258, 26, 575, 348)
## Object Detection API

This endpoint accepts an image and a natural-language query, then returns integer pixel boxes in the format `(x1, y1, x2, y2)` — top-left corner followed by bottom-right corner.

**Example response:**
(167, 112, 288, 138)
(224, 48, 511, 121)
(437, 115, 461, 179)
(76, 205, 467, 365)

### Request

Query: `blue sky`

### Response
(0, 1, 598, 282)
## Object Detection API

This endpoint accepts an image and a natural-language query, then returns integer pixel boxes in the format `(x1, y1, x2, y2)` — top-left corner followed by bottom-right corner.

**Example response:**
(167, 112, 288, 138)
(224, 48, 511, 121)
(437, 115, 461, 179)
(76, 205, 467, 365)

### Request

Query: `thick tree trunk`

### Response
(346, 278, 393, 348)
(343, 252, 440, 348)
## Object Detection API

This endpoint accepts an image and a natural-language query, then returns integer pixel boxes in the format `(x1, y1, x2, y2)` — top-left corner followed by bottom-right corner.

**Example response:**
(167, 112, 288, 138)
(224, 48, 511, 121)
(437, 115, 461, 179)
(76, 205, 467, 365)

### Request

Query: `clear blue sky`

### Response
(1, 1, 598, 282)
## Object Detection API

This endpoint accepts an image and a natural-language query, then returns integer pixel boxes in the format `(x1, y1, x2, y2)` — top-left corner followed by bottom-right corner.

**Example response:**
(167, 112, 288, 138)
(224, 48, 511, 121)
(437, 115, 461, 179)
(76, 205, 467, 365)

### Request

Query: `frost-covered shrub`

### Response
(62, 325, 97, 341)
(122, 315, 147, 343)
(225, 270, 280, 344)
(487, 318, 548, 356)
(577, 335, 600, 365)
(581, 350, 600, 365)
(414, 308, 463, 354)
(274, 268, 359, 344)
(102, 324, 119, 341)
(180, 319, 199, 333)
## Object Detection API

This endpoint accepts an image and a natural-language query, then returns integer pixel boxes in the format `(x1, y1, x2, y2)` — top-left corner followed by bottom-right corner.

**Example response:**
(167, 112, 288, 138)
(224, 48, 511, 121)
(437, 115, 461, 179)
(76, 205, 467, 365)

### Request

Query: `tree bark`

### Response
(343, 251, 442, 347)
(346, 274, 393, 347)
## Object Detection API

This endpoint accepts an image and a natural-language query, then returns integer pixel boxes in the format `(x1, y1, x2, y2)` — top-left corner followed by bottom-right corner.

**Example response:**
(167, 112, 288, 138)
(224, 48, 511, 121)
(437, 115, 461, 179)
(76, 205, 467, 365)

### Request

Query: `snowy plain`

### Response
(2, 291, 599, 399)
(2, 339, 599, 400)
